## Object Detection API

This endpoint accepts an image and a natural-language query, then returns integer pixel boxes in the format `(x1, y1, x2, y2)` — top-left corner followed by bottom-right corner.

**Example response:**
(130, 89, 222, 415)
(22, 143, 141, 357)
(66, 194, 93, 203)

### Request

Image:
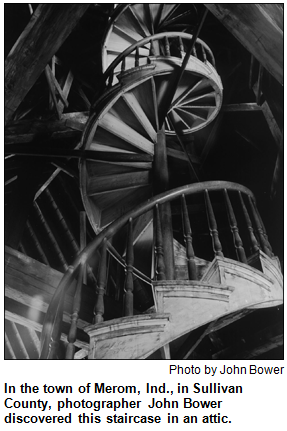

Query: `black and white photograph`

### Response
(4, 3, 283, 361)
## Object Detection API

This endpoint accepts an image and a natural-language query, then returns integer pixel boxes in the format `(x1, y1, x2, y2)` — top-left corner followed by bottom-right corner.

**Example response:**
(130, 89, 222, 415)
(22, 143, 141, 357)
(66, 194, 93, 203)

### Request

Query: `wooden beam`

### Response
(253, 83, 283, 197)
(5, 284, 88, 331)
(34, 168, 61, 200)
(10, 321, 30, 359)
(261, 100, 282, 147)
(5, 145, 153, 163)
(5, 310, 88, 351)
(205, 4, 283, 84)
(46, 65, 69, 108)
(222, 103, 262, 112)
(5, 112, 88, 144)
(44, 67, 62, 119)
(5, 332, 17, 359)
(58, 70, 74, 115)
(26, 327, 41, 356)
(5, 245, 93, 319)
(5, 4, 89, 124)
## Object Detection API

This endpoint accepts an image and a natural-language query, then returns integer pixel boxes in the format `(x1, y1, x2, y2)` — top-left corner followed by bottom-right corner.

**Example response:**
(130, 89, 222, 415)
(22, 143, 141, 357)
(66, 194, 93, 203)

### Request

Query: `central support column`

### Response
(154, 126, 175, 280)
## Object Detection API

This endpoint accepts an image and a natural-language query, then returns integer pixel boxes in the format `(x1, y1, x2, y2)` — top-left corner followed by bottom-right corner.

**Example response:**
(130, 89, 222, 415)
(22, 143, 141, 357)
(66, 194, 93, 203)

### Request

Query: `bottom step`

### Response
(84, 314, 170, 359)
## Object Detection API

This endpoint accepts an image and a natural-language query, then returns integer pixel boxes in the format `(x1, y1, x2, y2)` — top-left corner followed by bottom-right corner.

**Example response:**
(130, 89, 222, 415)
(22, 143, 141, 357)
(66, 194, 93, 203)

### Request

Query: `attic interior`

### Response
(4, 4, 283, 360)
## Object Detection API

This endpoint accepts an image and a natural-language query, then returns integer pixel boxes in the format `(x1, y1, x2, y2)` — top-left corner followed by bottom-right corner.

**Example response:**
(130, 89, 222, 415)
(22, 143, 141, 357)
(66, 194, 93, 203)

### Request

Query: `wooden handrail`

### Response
(40, 181, 256, 359)
(96, 31, 216, 101)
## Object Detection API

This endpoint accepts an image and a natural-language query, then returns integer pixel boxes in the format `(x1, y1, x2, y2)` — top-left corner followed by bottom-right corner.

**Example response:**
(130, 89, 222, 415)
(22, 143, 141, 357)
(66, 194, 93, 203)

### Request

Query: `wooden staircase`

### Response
(85, 242, 283, 359)
(37, 5, 283, 360)
(102, 4, 196, 70)
(39, 180, 283, 359)
(80, 4, 223, 233)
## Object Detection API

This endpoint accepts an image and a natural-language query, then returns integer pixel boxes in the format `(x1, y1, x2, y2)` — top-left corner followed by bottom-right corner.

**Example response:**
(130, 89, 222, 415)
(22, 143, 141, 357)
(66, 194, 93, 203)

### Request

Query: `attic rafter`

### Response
(252, 82, 282, 198)
(5, 4, 90, 124)
(5, 112, 89, 144)
(205, 4, 283, 84)
(4, 145, 153, 164)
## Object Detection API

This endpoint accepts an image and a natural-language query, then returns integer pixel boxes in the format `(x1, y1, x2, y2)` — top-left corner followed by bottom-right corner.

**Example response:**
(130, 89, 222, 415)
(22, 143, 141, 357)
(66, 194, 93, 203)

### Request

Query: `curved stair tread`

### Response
(81, 58, 222, 232)
(103, 4, 194, 71)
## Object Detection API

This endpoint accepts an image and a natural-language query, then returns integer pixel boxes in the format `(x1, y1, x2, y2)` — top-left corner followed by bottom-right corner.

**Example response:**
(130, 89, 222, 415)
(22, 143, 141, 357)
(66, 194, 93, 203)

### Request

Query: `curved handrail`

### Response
(40, 180, 254, 359)
(101, 31, 215, 86)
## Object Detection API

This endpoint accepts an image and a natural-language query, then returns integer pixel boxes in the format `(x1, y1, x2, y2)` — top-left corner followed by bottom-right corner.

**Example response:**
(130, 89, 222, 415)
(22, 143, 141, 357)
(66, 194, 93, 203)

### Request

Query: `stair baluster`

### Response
(204, 190, 224, 257)
(247, 196, 272, 257)
(124, 218, 134, 316)
(135, 47, 140, 67)
(181, 194, 197, 280)
(201, 44, 207, 63)
(178, 36, 184, 59)
(93, 238, 107, 323)
(164, 36, 170, 56)
(155, 204, 166, 280)
(40, 181, 280, 359)
(48, 294, 64, 359)
(224, 189, 247, 263)
(66, 265, 84, 358)
(238, 191, 260, 254)
(248, 195, 273, 257)
(256, 206, 274, 257)
(108, 72, 113, 88)
(121, 57, 126, 73)
(150, 39, 156, 56)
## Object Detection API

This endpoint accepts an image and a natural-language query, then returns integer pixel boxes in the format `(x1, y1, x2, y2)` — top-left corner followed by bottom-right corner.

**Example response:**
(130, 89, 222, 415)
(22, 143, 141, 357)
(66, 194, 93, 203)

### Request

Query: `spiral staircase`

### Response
(80, 6, 223, 232)
(35, 4, 283, 360)
(4, 4, 283, 360)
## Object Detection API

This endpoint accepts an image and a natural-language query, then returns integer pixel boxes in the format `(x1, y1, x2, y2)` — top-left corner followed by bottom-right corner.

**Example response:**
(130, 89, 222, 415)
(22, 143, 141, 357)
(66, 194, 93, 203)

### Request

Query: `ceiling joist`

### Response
(5, 4, 89, 124)
(205, 4, 283, 84)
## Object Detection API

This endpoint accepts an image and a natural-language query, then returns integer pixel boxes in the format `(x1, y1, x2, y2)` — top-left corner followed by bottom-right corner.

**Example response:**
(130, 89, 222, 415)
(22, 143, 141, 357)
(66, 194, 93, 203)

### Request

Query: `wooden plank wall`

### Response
(5, 246, 91, 358)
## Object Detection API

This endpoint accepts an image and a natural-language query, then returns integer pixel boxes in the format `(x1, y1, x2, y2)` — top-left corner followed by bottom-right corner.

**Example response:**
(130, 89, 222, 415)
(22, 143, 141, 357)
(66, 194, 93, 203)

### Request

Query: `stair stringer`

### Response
(84, 314, 170, 359)
(153, 255, 283, 348)
(84, 255, 282, 359)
